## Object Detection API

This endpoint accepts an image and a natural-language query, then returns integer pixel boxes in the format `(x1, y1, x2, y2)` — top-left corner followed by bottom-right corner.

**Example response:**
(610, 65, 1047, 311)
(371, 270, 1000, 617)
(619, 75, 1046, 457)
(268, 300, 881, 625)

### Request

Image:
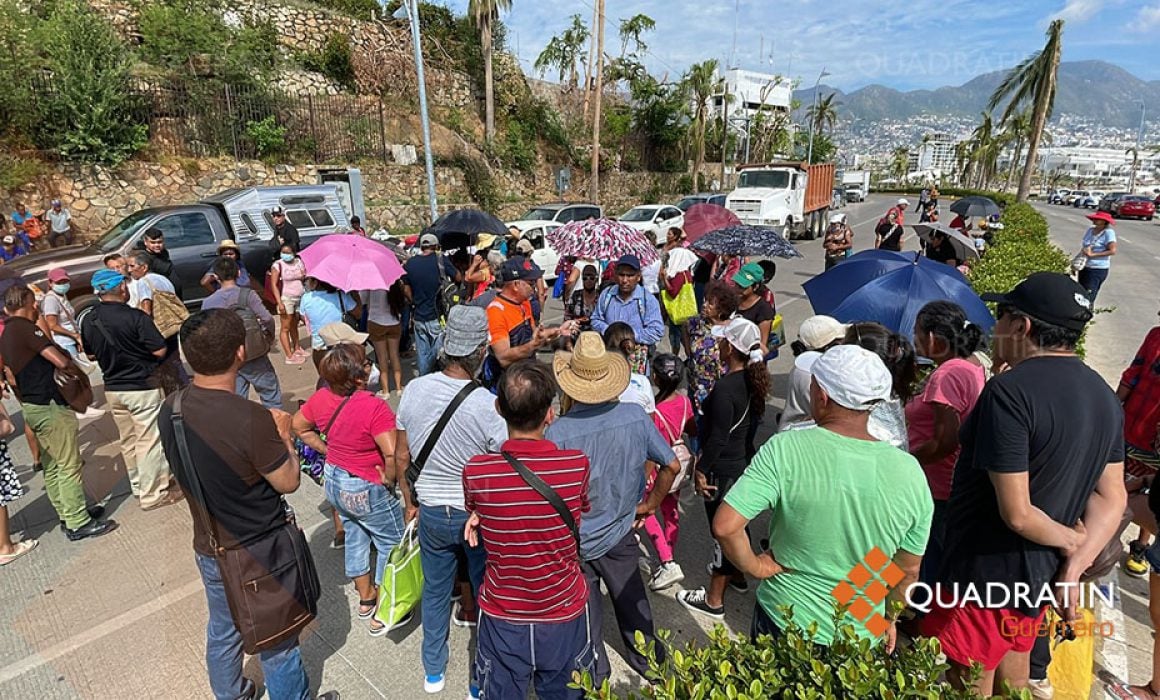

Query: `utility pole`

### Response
(581, 1, 598, 121)
(719, 77, 729, 190)
(1130, 99, 1146, 192)
(589, 0, 605, 203)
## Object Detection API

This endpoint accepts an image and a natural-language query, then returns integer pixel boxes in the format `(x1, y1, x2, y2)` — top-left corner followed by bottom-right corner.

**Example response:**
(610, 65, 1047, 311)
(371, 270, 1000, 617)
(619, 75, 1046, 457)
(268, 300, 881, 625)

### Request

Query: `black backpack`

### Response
(435, 255, 466, 320)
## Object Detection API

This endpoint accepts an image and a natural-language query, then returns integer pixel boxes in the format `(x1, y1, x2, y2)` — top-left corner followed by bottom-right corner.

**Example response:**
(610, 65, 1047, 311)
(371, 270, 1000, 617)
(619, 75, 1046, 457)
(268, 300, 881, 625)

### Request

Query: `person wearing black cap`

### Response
(589, 254, 664, 373)
(480, 256, 569, 388)
(920, 272, 1127, 695)
(267, 206, 300, 254)
(403, 233, 461, 376)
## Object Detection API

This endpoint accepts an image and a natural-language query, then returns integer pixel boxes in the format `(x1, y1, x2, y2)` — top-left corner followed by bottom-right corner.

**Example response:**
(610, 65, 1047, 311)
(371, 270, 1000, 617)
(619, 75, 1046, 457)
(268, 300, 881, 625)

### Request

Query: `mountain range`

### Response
(793, 60, 1159, 129)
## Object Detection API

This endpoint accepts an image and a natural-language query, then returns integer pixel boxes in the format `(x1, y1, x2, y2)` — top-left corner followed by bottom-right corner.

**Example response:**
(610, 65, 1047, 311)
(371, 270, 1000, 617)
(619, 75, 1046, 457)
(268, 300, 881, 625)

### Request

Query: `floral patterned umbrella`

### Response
(546, 218, 659, 265)
(690, 225, 802, 258)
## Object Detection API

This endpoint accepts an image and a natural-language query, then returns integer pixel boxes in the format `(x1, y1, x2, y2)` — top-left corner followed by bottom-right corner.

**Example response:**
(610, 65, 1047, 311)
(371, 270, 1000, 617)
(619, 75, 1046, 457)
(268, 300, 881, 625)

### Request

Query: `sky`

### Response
(440, 0, 1160, 92)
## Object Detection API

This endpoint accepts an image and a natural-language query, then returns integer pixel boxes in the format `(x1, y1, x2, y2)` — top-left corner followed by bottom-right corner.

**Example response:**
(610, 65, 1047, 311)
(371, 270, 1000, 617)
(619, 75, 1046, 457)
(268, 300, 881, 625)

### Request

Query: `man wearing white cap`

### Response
(779, 315, 848, 430)
(875, 198, 909, 252)
(714, 344, 933, 650)
(46, 199, 74, 247)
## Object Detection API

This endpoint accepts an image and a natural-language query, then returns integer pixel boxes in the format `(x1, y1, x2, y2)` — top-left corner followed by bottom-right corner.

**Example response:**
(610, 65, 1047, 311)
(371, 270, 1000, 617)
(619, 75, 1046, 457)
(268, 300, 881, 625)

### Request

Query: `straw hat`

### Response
(553, 331, 630, 404)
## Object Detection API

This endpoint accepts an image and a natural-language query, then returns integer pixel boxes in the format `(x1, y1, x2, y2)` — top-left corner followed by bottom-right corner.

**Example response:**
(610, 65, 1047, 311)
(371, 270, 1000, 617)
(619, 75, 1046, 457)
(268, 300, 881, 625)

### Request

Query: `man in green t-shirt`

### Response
(715, 344, 933, 649)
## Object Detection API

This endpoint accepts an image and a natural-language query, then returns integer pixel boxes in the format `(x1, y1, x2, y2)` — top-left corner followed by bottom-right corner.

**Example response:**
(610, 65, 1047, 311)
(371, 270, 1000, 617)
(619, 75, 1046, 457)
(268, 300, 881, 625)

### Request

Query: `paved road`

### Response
(1, 193, 1152, 698)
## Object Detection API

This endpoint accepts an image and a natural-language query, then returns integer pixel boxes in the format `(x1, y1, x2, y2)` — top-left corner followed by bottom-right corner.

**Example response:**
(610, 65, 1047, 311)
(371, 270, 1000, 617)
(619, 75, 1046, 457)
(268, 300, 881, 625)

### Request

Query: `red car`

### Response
(1113, 195, 1156, 221)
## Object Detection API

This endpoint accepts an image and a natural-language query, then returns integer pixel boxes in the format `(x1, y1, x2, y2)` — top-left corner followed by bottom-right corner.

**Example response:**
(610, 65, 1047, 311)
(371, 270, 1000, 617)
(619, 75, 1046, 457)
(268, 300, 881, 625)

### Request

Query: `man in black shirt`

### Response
(142, 227, 184, 298)
(403, 233, 461, 376)
(80, 269, 181, 512)
(920, 272, 1126, 695)
(0, 287, 117, 541)
(158, 310, 335, 700)
(924, 230, 959, 267)
(268, 206, 300, 254)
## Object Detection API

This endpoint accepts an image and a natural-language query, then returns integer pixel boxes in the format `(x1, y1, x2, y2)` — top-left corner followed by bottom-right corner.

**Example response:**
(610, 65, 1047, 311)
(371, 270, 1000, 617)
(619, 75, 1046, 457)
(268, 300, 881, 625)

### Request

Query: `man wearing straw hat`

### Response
(546, 331, 681, 682)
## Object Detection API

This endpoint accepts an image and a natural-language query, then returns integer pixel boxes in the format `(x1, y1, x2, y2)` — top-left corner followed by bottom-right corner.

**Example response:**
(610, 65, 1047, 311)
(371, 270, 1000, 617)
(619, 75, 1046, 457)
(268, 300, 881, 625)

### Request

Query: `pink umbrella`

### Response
(545, 218, 659, 265)
(683, 203, 740, 243)
(299, 233, 405, 291)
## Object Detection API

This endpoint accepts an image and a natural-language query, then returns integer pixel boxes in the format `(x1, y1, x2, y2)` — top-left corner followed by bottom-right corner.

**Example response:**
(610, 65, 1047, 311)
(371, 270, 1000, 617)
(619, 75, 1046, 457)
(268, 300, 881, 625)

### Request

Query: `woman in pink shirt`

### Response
(906, 301, 987, 584)
(291, 343, 404, 635)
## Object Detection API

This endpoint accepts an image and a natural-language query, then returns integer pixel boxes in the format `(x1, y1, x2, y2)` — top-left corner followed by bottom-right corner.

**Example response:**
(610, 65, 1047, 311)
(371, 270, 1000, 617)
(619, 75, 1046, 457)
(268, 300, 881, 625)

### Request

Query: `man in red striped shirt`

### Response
(463, 360, 594, 699)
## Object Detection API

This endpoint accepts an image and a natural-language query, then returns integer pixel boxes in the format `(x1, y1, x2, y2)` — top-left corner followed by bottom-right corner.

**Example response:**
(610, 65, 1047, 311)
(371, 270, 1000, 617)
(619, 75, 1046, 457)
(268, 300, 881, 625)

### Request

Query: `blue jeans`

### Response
(413, 318, 443, 376)
(236, 355, 283, 409)
(195, 553, 310, 700)
(1078, 267, 1109, 304)
(323, 464, 404, 584)
(419, 504, 486, 677)
(475, 605, 594, 700)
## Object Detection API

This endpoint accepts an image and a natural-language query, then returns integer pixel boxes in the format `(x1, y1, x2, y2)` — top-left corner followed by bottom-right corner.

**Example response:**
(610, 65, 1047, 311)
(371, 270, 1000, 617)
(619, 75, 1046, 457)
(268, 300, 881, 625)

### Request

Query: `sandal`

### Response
(1130, 683, 1160, 699)
(0, 539, 38, 566)
(357, 590, 378, 619)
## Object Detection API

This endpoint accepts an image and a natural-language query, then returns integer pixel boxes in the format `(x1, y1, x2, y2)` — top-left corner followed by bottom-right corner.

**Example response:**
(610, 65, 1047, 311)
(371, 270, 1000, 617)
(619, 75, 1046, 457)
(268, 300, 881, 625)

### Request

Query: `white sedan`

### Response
(617, 205, 685, 238)
(506, 219, 562, 280)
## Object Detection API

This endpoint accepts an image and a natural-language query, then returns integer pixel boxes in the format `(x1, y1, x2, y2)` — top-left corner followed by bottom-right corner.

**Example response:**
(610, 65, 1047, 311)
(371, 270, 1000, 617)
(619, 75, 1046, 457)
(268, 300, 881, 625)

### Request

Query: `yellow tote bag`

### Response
(1046, 607, 1095, 700)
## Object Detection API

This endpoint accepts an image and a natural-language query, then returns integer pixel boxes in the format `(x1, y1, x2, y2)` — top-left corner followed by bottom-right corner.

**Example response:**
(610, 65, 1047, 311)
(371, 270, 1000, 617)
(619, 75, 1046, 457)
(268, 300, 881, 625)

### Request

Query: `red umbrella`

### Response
(683, 203, 740, 243)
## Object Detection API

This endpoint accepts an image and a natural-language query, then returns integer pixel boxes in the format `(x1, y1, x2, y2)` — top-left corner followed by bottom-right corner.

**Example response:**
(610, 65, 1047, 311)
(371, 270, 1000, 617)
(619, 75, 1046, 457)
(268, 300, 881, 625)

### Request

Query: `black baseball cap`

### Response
(498, 255, 544, 283)
(981, 271, 1093, 331)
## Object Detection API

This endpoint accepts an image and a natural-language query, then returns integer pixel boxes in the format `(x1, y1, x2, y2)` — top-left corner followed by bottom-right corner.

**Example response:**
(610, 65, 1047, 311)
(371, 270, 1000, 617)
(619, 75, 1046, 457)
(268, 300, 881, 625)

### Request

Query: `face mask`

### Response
(52, 283, 70, 295)
(280, 253, 295, 263)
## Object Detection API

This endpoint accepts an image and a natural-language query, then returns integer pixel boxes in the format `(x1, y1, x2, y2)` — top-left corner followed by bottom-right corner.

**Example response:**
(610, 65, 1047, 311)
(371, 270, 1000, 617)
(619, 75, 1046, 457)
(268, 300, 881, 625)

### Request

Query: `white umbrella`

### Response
(911, 223, 980, 262)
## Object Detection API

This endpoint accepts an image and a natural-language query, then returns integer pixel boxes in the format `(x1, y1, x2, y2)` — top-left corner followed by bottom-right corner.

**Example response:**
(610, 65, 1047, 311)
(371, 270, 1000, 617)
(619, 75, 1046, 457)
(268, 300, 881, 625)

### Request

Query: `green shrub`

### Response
(245, 116, 287, 159)
(300, 33, 356, 91)
(499, 121, 537, 173)
(573, 609, 1024, 699)
(0, 155, 45, 191)
(446, 153, 500, 212)
(33, 0, 147, 165)
(314, 0, 382, 19)
(138, 2, 227, 69)
(968, 202, 1069, 299)
(676, 173, 694, 194)
(875, 186, 1016, 208)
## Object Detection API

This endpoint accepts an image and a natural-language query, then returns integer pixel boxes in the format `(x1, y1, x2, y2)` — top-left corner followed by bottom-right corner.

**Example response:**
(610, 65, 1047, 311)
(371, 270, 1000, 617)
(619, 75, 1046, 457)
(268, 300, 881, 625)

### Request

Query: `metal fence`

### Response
(142, 82, 391, 162)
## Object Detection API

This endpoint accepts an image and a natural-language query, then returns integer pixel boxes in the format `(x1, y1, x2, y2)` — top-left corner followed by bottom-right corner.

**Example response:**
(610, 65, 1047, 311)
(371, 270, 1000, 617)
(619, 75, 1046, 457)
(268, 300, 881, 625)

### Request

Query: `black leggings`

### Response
(704, 472, 748, 577)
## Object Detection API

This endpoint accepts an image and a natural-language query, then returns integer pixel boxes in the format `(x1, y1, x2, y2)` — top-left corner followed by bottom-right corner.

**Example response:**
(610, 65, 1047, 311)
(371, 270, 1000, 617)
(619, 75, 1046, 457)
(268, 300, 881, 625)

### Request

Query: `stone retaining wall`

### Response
(6, 158, 687, 236)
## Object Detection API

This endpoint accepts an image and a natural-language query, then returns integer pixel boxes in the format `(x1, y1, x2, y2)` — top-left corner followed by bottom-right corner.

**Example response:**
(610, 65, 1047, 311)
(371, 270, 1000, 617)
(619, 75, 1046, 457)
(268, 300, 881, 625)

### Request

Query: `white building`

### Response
(711, 68, 792, 120)
(1034, 146, 1160, 187)
(912, 132, 958, 174)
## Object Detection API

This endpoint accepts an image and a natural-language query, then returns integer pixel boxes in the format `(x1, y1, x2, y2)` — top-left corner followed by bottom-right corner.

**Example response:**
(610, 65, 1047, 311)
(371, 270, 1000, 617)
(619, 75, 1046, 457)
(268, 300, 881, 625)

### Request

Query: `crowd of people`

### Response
(0, 199, 1149, 700)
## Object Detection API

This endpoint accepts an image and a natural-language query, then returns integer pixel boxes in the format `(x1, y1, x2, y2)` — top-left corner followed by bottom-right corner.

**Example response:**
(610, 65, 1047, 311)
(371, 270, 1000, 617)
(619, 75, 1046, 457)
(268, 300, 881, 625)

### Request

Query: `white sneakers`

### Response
(649, 562, 685, 591)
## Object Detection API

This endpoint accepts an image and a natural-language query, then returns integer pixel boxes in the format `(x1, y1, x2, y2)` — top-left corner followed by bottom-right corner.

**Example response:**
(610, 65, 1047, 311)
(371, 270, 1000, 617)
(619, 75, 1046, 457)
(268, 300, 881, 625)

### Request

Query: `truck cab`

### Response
(726, 161, 835, 240)
(6, 172, 362, 318)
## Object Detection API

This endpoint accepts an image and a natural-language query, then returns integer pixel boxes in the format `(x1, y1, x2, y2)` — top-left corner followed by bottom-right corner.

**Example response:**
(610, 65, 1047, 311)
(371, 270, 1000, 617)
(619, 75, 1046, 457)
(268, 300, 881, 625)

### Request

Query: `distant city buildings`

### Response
(1030, 146, 1160, 187)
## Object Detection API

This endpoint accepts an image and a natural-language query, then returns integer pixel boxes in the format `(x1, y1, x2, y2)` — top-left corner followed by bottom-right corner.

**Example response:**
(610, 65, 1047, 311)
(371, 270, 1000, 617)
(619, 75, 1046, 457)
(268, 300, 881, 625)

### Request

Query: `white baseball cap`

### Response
(798, 315, 848, 351)
(897, 197, 910, 206)
(722, 317, 764, 363)
(829, 212, 847, 224)
(811, 345, 893, 411)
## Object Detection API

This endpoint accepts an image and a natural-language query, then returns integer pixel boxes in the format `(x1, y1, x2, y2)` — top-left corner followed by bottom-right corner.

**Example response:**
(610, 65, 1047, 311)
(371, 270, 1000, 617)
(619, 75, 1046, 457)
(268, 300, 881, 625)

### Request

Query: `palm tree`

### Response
(806, 93, 841, 136)
(684, 59, 720, 192)
(968, 113, 1000, 189)
(890, 146, 910, 185)
(618, 14, 655, 59)
(469, 0, 512, 143)
(534, 15, 588, 89)
(1001, 109, 1033, 190)
(988, 19, 1063, 202)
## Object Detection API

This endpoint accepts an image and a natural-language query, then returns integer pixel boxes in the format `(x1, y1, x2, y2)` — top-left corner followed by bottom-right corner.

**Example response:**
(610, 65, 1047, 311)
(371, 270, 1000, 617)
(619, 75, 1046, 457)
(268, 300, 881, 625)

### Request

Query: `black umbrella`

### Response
(427, 208, 509, 248)
(690, 225, 802, 259)
(949, 196, 1000, 219)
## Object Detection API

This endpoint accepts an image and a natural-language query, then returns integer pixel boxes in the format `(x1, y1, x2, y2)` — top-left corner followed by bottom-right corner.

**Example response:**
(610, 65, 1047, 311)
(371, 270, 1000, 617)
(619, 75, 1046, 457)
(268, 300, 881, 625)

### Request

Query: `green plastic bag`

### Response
(374, 520, 423, 631)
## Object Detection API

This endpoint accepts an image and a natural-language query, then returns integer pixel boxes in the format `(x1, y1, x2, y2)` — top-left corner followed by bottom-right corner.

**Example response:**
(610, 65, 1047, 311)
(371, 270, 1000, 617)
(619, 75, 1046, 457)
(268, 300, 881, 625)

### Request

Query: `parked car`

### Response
(1049, 188, 1070, 204)
(1098, 191, 1130, 212)
(617, 205, 685, 237)
(1112, 195, 1156, 221)
(1068, 190, 1090, 207)
(517, 202, 603, 225)
(675, 193, 727, 211)
(5, 178, 361, 320)
(506, 220, 563, 280)
(1077, 191, 1103, 209)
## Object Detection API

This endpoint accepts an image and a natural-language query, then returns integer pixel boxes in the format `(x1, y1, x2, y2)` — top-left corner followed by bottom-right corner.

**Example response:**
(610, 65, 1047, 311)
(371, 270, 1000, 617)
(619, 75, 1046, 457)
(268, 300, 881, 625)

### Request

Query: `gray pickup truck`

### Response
(7, 168, 366, 316)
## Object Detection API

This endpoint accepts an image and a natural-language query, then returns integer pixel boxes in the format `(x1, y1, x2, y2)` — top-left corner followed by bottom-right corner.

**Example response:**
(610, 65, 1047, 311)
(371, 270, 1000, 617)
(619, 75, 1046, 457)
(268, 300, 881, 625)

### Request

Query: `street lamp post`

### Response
(806, 67, 830, 165)
(1130, 99, 1146, 192)
(392, 0, 438, 222)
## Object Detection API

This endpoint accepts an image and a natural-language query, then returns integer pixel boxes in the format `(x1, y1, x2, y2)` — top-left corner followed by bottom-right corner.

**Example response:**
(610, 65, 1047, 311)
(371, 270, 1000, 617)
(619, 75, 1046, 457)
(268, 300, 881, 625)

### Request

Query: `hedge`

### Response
(874, 186, 1016, 207)
(967, 202, 1070, 298)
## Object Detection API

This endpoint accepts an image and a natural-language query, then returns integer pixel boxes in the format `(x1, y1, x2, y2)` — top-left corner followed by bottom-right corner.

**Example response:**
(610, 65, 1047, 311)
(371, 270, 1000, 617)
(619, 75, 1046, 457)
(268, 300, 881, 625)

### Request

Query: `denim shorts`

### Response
(323, 463, 404, 583)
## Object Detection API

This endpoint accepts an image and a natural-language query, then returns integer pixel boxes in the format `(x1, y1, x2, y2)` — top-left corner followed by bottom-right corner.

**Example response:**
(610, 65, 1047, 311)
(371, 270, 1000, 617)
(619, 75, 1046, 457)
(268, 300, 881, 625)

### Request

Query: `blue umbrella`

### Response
(690, 225, 802, 258)
(803, 250, 994, 337)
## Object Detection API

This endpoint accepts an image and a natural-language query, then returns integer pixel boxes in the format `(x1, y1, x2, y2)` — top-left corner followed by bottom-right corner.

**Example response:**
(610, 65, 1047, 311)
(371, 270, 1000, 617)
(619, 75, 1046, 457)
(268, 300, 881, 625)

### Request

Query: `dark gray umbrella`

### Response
(689, 225, 802, 259)
(427, 208, 509, 248)
(949, 196, 1000, 219)
(912, 223, 979, 262)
